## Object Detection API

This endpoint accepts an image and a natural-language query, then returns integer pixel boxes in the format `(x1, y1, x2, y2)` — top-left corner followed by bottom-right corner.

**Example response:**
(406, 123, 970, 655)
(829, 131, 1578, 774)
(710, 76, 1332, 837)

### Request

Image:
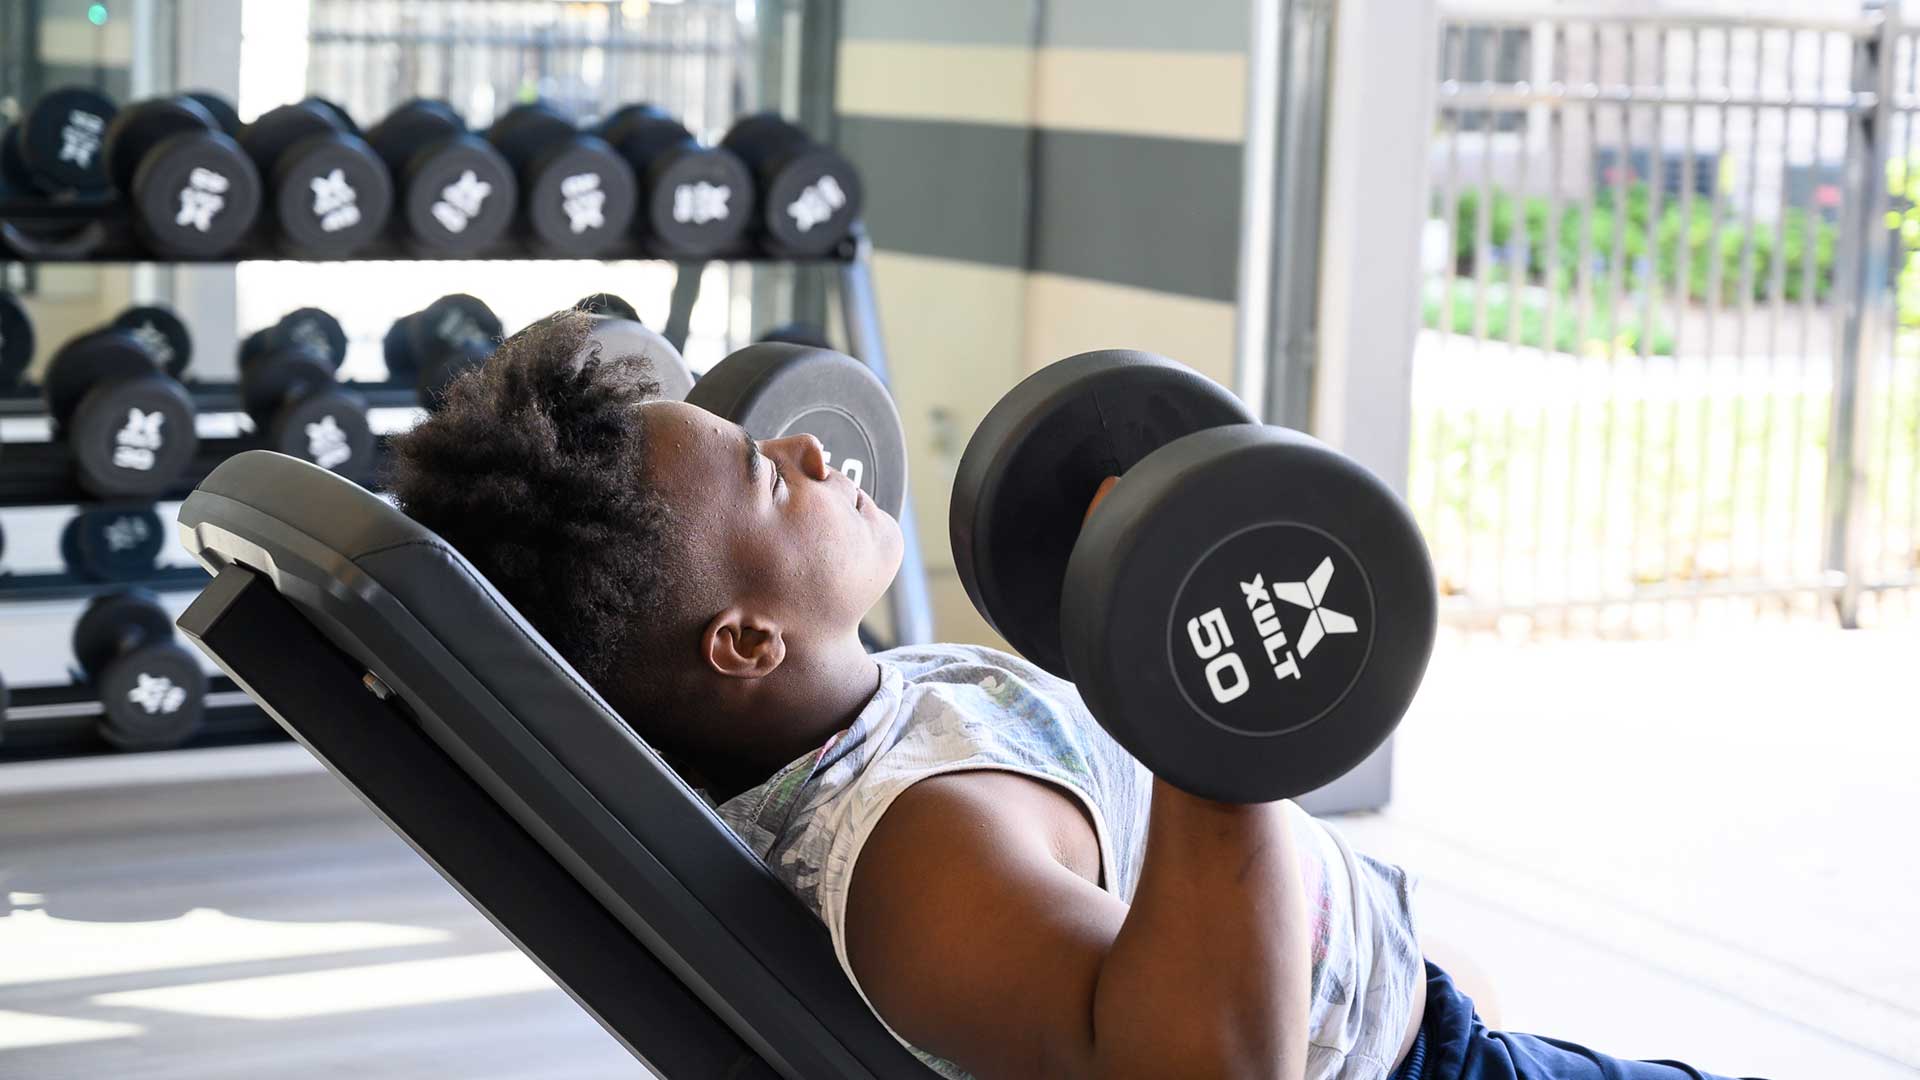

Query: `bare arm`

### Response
(843, 770, 1310, 1080)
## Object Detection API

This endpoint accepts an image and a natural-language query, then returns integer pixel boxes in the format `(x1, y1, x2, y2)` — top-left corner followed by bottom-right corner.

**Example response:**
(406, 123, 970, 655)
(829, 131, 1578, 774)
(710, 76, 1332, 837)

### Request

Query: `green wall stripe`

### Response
(838, 116, 1032, 270)
(1030, 129, 1242, 301)
(841, 0, 1036, 47)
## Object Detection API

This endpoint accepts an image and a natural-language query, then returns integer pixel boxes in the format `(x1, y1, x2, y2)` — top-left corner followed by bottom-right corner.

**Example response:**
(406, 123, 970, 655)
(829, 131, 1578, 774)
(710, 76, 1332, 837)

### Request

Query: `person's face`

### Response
(642, 399, 904, 645)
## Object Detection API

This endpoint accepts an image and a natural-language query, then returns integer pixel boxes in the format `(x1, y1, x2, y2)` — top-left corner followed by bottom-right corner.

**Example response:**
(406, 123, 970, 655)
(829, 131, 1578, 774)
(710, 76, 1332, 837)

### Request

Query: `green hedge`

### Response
(1449, 184, 1839, 306)
(1422, 279, 1676, 357)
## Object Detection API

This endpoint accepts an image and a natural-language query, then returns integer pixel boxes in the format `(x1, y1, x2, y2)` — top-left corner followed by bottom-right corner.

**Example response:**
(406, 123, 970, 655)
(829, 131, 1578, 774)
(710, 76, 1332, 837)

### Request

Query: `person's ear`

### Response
(701, 606, 786, 679)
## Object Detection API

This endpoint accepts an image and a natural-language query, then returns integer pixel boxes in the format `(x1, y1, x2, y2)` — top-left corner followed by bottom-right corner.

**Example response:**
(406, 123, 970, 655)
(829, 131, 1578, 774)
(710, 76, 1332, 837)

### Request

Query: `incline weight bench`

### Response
(175, 450, 936, 1079)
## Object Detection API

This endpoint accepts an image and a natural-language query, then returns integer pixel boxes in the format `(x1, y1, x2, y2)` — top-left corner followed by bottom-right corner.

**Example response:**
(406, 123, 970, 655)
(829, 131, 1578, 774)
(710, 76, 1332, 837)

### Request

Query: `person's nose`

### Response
(775, 434, 830, 481)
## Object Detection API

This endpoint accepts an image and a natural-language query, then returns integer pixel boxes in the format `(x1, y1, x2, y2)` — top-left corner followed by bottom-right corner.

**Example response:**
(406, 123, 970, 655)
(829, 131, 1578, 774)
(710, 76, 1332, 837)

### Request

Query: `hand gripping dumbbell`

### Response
(62, 505, 167, 583)
(0, 86, 117, 195)
(1, 291, 35, 394)
(950, 351, 1438, 803)
(44, 319, 200, 497)
(101, 95, 263, 257)
(384, 294, 504, 408)
(72, 590, 209, 752)
(240, 309, 375, 476)
(595, 104, 754, 257)
(364, 99, 518, 256)
(689, 342, 905, 516)
(720, 113, 863, 258)
(485, 102, 637, 256)
(238, 101, 394, 256)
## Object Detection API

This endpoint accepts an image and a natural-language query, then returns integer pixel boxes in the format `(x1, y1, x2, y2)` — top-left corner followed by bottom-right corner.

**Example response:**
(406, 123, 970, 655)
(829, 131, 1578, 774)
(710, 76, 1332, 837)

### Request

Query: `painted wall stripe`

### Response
(1040, 0, 1251, 53)
(842, 1, 1036, 47)
(1030, 129, 1242, 301)
(837, 42, 1035, 128)
(1023, 271, 1240, 388)
(838, 116, 1032, 270)
(1034, 48, 1246, 143)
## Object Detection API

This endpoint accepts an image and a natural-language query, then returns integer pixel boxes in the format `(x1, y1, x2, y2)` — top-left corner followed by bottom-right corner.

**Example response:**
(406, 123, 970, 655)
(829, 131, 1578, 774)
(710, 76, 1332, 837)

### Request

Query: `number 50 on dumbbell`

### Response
(951, 351, 1438, 804)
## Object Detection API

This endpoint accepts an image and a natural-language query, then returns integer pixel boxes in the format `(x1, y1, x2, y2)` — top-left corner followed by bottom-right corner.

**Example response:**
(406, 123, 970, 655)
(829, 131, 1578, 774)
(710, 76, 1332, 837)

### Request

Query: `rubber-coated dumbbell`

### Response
(72, 589, 208, 751)
(688, 342, 904, 516)
(183, 91, 243, 139)
(757, 322, 831, 349)
(239, 310, 374, 476)
(582, 308, 697, 402)
(0, 86, 117, 195)
(239, 306, 349, 373)
(238, 101, 394, 256)
(574, 292, 640, 322)
(62, 505, 166, 582)
(364, 99, 518, 256)
(950, 350, 1438, 804)
(485, 102, 637, 256)
(720, 113, 863, 258)
(110, 304, 193, 380)
(383, 294, 504, 408)
(101, 95, 263, 257)
(1, 291, 35, 393)
(595, 104, 753, 257)
(44, 321, 200, 497)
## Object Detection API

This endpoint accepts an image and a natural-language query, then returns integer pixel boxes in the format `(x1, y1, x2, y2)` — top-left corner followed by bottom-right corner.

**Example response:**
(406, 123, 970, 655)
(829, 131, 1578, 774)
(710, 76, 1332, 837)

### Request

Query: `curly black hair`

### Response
(385, 310, 704, 720)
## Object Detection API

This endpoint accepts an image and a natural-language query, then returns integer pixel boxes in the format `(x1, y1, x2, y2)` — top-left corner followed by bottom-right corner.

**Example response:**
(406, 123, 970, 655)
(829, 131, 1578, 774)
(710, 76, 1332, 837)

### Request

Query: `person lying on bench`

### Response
(386, 311, 1754, 1080)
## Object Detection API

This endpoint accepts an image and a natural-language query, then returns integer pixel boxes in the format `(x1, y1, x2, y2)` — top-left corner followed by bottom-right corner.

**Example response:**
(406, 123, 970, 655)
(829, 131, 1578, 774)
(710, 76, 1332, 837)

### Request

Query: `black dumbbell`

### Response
(239, 305, 349, 373)
(0, 86, 117, 195)
(44, 324, 200, 498)
(300, 96, 361, 135)
(485, 101, 637, 256)
(720, 113, 863, 258)
(110, 304, 193, 380)
(384, 294, 504, 408)
(757, 322, 831, 349)
(574, 292, 640, 322)
(101, 95, 263, 257)
(582, 309, 697, 402)
(364, 99, 519, 257)
(240, 311, 375, 477)
(688, 342, 905, 516)
(1, 291, 35, 393)
(950, 351, 1438, 804)
(183, 91, 244, 138)
(62, 505, 166, 582)
(73, 590, 209, 751)
(238, 101, 394, 256)
(595, 104, 754, 257)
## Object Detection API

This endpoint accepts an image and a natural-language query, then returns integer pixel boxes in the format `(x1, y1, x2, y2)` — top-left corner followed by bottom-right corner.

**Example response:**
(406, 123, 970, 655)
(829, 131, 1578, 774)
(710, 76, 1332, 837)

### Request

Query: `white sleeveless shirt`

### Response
(713, 644, 1422, 1080)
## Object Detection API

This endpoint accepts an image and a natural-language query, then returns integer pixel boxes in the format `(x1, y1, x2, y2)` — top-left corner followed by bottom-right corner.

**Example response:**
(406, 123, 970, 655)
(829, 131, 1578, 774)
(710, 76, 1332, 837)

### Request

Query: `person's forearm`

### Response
(1089, 778, 1310, 1080)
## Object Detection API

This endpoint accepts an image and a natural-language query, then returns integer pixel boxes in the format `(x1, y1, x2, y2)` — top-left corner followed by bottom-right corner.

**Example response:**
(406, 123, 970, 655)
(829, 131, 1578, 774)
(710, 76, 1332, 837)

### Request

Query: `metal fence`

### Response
(1415, 2, 1920, 636)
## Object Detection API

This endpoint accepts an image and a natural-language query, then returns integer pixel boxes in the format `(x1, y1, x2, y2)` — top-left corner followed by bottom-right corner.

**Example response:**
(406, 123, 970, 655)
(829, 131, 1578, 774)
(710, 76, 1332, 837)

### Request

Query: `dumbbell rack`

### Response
(1, 217, 935, 759)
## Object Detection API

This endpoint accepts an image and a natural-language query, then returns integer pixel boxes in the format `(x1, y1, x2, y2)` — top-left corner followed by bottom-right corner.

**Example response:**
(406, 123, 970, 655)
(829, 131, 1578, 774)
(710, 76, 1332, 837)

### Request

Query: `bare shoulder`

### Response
(843, 770, 1122, 1079)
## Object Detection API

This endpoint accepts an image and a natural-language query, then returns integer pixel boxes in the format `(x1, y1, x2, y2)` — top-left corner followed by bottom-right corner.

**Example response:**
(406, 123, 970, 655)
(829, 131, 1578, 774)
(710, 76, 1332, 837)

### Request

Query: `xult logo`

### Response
(112, 408, 167, 471)
(786, 175, 847, 233)
(60, 110, 105, 168)
(129, 673, 187, 715)
(433, 170, 492, 233)
(306, 414, 352, 470)
(673, 181, 732, 225)
(560, 172, 606, 233)
(1269, 558, 1358, 659)
(310, 168, 362, 232)
(175, 168, 231, 232)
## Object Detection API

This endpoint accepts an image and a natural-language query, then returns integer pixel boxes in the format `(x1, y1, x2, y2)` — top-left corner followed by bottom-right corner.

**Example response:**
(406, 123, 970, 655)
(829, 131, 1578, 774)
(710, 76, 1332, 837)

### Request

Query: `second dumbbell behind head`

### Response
(384, 294, 504, 409)
(240, 309, 376, 476)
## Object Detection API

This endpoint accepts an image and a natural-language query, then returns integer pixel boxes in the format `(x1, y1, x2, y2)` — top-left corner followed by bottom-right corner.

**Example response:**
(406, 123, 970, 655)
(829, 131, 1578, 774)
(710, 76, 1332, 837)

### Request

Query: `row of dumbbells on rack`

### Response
(2, 86, 863, 260)
(0, 289, 830, 502)
(0, 287, 531, 495)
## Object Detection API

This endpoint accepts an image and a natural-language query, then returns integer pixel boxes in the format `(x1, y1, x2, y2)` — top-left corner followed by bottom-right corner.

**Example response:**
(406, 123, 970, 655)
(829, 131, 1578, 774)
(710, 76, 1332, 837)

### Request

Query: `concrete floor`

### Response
(1, 627, 1915, 1078)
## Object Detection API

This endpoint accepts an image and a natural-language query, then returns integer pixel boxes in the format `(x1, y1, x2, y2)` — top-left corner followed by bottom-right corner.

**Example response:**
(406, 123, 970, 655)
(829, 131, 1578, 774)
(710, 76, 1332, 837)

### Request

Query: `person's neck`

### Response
(694, 631, 881, 804)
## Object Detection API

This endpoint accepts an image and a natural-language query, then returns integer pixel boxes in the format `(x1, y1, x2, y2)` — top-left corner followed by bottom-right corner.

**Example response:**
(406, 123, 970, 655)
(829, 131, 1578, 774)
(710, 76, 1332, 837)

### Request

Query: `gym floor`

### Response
(1, 627, 1914, 1079)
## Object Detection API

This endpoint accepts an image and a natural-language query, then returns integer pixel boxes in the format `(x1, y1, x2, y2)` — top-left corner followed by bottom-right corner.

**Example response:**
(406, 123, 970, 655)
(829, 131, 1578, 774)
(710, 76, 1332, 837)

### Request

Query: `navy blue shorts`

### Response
(1391, 964, 1762, 1080)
